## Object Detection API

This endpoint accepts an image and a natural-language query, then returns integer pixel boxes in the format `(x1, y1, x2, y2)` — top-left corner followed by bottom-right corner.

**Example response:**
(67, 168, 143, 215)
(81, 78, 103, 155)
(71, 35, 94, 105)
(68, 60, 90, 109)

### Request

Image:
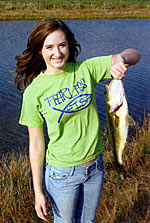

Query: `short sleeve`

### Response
(19, 90, 44, 128)
(84, 55, 112, 86)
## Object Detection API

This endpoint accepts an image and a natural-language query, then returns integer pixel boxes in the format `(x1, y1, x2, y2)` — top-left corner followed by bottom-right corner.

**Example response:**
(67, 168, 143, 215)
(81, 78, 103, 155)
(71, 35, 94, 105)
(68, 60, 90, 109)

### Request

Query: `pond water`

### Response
(0, 19, 150, 155)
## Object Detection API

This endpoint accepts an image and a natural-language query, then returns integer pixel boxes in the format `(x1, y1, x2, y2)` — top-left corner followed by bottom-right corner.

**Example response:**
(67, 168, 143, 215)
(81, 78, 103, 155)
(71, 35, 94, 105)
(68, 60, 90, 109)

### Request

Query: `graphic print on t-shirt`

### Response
(44, 78, 92, 123)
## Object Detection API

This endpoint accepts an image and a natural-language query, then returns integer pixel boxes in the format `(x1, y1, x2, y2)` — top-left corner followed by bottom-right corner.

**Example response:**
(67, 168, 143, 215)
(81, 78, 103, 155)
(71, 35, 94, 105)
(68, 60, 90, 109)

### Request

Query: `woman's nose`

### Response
(53, 47, 62, 57)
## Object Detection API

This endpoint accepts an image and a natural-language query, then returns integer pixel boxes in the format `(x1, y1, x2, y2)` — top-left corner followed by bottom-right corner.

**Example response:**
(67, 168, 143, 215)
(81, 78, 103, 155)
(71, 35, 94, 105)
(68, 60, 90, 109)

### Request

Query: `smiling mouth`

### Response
(52, 57, 64, 62)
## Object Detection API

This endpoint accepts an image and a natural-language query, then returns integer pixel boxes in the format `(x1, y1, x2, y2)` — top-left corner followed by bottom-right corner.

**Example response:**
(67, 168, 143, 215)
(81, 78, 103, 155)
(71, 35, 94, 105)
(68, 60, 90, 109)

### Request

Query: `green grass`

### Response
(1, 114, 150, 222)
(1, 0, 150, 10)
(0, 0, 150, 20)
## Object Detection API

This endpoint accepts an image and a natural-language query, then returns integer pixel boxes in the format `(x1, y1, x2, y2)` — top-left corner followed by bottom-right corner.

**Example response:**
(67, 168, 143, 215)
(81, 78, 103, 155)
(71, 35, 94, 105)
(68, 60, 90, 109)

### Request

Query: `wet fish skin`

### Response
(105, 79, 134, 180)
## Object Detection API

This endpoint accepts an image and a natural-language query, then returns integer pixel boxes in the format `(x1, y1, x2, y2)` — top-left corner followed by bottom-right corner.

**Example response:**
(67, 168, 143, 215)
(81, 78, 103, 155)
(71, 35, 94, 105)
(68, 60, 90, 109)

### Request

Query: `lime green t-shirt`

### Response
(19, 56, 112, 167)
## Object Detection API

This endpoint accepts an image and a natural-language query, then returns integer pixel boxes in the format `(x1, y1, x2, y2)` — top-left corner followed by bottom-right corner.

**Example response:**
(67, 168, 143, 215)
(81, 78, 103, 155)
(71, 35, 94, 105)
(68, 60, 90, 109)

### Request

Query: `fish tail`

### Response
(114, 163, 126, 181)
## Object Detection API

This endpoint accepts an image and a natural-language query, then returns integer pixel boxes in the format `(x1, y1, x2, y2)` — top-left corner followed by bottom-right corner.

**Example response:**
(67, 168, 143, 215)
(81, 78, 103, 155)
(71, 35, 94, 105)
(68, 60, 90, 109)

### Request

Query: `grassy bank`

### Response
(1, 114, 150, 223)
(0, 0, 150, 20)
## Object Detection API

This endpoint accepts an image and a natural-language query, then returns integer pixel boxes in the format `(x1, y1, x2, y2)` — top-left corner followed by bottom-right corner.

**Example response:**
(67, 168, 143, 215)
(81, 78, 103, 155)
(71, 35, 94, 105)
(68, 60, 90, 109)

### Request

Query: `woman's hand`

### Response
(35, 192, 48, 222)
(110, 54, 128, 79)
(110, 49, 141, 80)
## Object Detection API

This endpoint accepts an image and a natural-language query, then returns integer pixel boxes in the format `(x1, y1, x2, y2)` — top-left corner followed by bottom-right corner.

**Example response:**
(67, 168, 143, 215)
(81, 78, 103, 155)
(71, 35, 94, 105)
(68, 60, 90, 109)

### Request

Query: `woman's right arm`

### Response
(28, 126, 48, 222)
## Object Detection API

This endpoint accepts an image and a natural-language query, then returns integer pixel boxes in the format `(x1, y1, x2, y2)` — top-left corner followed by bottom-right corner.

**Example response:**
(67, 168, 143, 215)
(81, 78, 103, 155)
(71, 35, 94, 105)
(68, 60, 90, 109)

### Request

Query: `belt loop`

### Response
(86, 167, 88, 176)
(96, 159, 98, 170)
(86, 166, 89, 176)
(70, 166, 75, 176)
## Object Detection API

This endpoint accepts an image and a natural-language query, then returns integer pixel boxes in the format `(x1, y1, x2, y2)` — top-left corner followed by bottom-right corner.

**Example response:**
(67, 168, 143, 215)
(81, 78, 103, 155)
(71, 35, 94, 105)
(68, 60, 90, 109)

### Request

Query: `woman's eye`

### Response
(60, 43, 67, 48)
(46, 46, 52, 49)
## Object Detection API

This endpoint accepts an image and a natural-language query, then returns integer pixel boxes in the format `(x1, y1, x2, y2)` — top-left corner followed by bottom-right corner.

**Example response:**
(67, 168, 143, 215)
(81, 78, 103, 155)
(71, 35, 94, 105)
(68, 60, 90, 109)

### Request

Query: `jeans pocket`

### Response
(49, 166, 74, 180)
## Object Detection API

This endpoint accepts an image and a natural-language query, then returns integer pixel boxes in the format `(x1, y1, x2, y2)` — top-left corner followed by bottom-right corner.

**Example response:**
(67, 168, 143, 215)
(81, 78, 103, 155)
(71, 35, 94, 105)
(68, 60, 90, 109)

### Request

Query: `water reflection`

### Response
(0, 19, 150, 155)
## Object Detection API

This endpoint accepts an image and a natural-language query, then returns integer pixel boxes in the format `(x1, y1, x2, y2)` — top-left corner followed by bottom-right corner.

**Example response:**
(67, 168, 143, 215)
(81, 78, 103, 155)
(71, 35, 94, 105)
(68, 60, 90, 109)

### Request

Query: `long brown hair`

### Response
(14, 18, 81, 91)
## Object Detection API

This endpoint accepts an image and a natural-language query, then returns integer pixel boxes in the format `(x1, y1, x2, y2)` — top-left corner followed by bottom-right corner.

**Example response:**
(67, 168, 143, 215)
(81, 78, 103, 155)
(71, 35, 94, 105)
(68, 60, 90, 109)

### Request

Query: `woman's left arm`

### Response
(110, 48, 141, 79)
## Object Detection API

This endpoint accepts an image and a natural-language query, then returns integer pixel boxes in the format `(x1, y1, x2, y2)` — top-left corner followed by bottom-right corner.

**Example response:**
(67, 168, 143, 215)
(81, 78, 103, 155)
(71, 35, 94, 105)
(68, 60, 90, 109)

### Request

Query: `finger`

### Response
(114, 61, 128, 70)
(111, 64, 127, 75)
(110, 69, 123, 77)
(117, 61, 128, 72)
(37, 211, 48, 222)
(35, 207, 48, 222)
(42, 205, 48, 216)
(110, 65, 127, 78)
(117, 74, 125, 80)
(121, 63, 128, 72)
(110, 70, 126, 79)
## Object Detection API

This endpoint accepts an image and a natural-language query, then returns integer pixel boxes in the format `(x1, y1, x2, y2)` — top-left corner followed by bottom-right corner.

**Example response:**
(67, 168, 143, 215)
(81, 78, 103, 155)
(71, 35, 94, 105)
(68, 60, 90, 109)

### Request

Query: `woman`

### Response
(15, 18, 141, 223)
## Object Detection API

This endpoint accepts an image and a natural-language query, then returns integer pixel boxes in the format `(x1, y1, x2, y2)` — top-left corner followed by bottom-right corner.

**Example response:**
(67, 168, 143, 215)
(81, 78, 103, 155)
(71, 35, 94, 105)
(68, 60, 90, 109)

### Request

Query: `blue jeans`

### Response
(43, 154, 105, 223)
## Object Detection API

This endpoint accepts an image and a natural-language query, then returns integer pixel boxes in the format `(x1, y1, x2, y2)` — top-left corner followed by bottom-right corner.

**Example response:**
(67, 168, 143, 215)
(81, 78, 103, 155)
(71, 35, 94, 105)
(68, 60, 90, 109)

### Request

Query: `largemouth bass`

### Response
(105, 79, 134, 180)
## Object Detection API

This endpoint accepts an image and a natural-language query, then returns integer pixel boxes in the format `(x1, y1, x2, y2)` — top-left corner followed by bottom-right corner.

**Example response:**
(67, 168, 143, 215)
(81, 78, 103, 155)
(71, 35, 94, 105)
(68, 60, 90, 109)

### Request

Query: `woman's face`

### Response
(41, 29, 69, 74)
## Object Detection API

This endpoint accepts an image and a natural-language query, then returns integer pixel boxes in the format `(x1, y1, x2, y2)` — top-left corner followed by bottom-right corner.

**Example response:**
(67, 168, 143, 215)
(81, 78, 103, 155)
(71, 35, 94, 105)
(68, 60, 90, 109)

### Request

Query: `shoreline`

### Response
(1, 8, 150, 21)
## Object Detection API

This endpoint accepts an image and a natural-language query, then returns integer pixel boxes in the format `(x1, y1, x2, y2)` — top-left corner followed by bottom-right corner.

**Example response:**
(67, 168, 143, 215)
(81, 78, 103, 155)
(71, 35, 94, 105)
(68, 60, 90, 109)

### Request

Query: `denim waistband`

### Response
(45, 154, 103, 171)
(74, 154, 103, 170)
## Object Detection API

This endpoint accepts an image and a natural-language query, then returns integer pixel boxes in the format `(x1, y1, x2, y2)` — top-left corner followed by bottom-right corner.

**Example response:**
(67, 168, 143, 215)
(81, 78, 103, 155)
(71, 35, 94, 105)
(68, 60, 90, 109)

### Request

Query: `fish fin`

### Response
(126, 115, 135, 125)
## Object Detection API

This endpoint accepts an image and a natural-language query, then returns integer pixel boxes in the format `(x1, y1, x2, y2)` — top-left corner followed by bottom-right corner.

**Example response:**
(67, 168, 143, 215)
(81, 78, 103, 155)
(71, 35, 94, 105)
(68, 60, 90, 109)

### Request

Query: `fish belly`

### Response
(115, 105, 128, 165)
